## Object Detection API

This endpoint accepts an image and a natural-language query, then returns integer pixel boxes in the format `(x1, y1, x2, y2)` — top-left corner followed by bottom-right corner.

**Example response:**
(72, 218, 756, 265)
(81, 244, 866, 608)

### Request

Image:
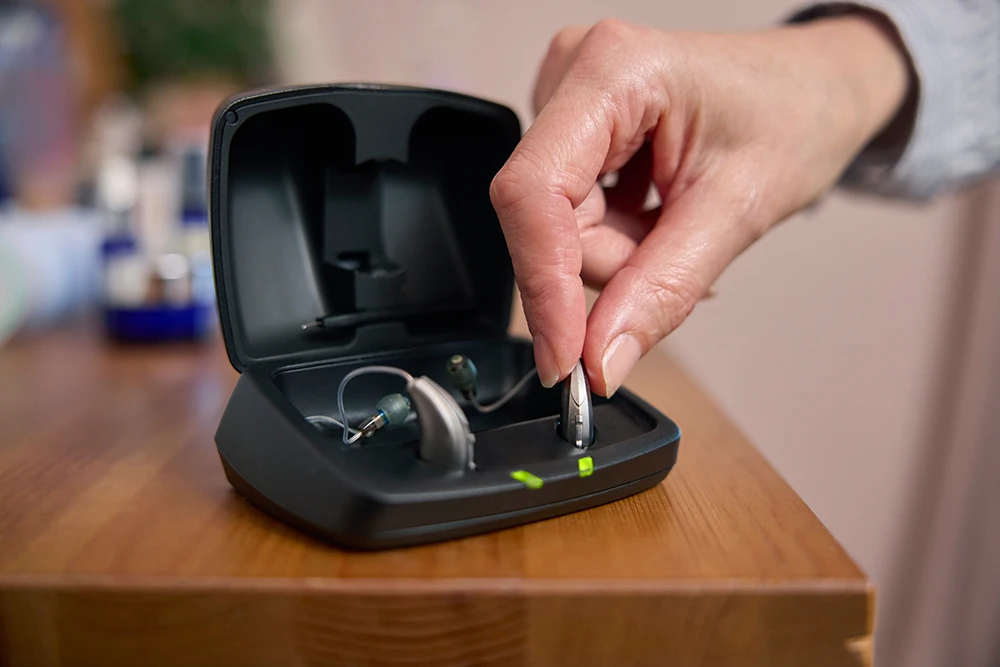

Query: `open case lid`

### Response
(209, 84, 521, 372)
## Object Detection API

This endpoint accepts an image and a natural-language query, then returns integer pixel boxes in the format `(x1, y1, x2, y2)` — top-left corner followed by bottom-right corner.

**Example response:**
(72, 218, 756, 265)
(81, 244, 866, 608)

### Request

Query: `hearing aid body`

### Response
(407, 376, 476, 471)
(338, 368, 475, 471)
(559, 361, 594, 448)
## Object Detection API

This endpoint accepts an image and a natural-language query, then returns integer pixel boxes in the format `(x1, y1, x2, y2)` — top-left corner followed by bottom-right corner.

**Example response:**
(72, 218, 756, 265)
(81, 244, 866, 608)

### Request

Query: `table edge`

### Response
(0, 573, 873, 596)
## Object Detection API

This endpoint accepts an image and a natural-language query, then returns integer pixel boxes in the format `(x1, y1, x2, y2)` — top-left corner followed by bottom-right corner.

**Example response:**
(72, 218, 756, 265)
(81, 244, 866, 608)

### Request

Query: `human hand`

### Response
(490, 16, 909, 396)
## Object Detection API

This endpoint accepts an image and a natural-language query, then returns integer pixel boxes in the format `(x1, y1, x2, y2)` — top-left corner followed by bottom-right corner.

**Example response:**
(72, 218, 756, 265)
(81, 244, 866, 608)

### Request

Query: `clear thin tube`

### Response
(471, 368, 538, 414)
(337, 366, 414, 444)
(333, 363, 538, 443)
(307, 412, 415, 436)
(306, 414, 355, 433)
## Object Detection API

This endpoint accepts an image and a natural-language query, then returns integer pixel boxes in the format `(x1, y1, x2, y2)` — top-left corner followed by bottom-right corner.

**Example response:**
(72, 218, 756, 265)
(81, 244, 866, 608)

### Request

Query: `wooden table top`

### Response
(0, 322, 871, 667)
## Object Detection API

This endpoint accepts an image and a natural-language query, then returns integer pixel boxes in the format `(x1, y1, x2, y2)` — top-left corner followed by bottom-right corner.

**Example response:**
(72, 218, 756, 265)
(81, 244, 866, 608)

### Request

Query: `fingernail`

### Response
(533, 334, 560, 388)
(601, 333, 642, 397)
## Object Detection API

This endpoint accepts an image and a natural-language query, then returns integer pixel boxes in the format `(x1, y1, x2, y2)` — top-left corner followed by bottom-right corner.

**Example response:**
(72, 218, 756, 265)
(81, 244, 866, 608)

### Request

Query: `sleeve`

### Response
(789, 1, 1000, 199)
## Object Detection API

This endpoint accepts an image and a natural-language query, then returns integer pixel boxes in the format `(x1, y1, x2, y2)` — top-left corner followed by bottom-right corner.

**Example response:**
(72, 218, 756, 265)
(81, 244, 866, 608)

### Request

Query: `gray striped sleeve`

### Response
(791, 1, 1000, 199)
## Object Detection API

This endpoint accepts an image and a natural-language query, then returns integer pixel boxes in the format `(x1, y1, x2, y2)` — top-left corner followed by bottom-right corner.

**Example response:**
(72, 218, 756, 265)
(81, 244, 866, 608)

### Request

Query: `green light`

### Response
(510, 470, 543, 489)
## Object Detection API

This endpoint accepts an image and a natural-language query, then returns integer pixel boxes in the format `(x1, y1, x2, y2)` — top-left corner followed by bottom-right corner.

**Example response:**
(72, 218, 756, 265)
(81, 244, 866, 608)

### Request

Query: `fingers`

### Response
(579, 207, 657, 287)
(494, 20, 667, 386)
(579, 224, 640, 289)
(533, 26, 589, 114)
(583, 182, 759, 397)
(575, 183, 636, 287)
(492, 29, 662, 385)
(574, 183, 607, 231)
(604, 143, 655, 212)
(490, 144, 589, 388)
(575, 143, 657, 288)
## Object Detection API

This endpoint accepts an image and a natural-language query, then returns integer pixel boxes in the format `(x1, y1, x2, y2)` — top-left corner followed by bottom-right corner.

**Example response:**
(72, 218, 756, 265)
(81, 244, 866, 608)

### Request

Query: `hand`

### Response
(490, 16, 909, 396)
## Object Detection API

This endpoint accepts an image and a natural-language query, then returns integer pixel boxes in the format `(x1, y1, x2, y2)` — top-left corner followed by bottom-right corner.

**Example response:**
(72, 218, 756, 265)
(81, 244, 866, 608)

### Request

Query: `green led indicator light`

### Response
(510, 470, 543, 489)
(578, 456, 594, 478)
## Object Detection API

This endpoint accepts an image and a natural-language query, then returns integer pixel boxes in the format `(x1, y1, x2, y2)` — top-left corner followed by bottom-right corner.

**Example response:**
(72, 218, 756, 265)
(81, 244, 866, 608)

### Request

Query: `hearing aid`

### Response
(351, 380, 475, 471)
(338, 366, 475, 472)
(407, 376, 476, 471)
(559, 360, 594, 449)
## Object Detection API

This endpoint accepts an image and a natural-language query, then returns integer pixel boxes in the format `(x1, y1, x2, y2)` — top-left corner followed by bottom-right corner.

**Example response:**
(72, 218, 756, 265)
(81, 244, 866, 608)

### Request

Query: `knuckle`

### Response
(576, 20, 633, 75)
(586, 18, 635, 46)
(490, 146, 551, 214)
(548, 26, 583, 60)
(729, 171, 769, 241)
(519, 224, 583, 282)
(494, 138, 592, 208)
(519, 272, 557, 305)
(490, 163, 525, 213)
(572, 20, 661, 129)
(518, 263, 581, 315)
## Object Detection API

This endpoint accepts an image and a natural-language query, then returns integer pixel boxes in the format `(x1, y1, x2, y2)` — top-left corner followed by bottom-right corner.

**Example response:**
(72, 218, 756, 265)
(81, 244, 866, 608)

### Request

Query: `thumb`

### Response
(583, 189, 758, 396)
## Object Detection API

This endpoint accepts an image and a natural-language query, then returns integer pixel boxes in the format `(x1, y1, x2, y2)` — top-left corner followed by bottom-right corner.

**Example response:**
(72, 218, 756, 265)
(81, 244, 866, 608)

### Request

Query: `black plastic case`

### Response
(209, 84, 680, 549)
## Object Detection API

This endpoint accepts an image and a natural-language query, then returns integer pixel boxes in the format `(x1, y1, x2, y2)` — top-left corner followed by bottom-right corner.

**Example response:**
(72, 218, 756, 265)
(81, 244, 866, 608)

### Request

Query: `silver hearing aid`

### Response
(407, 376, 475, 471)
(335, 366, 475, 472)
(559, 361, 594, 449)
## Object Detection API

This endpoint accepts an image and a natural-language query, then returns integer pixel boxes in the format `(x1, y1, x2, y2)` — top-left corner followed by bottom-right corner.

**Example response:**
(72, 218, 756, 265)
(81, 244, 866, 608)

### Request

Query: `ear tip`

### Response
(445, 354, 478, 393)
(375, 392, 412, 426)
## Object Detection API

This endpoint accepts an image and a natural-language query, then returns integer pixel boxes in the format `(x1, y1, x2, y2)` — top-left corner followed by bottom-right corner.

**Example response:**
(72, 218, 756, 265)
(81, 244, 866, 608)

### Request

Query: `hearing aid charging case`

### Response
(210, 84, 681, 549)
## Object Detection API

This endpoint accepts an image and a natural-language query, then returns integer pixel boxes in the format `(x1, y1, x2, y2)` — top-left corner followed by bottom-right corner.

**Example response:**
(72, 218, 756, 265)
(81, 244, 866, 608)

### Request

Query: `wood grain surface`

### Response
(0, 321, 872, 667)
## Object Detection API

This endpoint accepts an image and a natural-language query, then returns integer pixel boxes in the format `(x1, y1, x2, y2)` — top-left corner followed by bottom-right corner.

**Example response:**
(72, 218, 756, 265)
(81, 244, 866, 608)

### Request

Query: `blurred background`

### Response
(0, 1, 997, 665)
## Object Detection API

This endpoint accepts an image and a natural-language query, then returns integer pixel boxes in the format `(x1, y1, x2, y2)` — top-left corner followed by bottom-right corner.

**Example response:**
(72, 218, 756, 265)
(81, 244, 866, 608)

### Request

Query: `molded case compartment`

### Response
(274, 340, 657, 475)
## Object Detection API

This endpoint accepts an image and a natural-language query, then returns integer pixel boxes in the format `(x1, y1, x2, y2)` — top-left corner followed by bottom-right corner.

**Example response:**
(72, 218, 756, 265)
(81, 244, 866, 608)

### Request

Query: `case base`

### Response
(209, 87, 680, 550)
(221, 453, 671, 550)
(214, 339, 680, 550)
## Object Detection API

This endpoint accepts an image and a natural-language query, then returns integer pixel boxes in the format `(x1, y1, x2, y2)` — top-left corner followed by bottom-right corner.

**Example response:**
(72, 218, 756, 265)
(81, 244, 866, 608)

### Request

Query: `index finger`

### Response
(489, 98, 608, 386)
(490, 23, 662, 385)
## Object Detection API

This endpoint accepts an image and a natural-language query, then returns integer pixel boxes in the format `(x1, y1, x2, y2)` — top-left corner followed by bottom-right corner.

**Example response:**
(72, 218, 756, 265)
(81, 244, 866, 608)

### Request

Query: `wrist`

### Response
(792, 12, 912, 150)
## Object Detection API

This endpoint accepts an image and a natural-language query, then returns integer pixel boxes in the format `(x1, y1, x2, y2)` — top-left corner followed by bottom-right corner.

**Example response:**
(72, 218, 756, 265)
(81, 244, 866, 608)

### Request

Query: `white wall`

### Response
(667, 192, 968, 584)
(271, 0, 973, 657)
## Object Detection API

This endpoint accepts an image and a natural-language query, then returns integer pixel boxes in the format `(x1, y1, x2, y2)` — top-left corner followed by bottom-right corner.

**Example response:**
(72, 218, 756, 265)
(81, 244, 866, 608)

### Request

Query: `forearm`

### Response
(786, 14, 911, 155)
(792, 0, 1000, 198)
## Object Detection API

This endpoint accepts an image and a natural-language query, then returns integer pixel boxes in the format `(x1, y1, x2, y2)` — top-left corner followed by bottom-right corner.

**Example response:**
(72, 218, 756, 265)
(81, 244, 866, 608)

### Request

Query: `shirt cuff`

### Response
(789, 1, 1000, 199)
